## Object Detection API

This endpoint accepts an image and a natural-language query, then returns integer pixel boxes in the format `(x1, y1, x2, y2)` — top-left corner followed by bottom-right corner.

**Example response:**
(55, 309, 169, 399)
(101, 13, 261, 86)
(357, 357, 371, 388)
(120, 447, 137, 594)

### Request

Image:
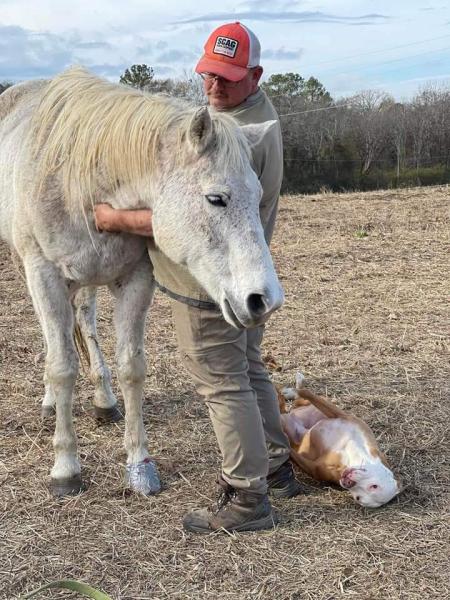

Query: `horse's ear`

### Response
(240, 120, 278, 148)
(189, 106, 213, 154)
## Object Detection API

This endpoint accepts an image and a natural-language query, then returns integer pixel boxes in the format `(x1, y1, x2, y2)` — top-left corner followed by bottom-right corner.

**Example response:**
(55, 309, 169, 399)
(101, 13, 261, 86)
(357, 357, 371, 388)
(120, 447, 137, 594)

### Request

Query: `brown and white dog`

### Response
(279, 374, 401, 508)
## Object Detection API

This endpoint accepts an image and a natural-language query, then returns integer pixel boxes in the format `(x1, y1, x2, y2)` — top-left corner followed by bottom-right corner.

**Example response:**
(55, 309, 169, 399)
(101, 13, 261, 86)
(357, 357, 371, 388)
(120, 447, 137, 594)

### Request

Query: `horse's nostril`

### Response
(246, 293, 267, 318)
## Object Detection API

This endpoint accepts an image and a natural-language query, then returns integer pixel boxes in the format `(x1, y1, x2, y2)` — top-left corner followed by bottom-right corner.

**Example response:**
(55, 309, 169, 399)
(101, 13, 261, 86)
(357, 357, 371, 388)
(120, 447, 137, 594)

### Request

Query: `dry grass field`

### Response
(1, 185, 449, 600)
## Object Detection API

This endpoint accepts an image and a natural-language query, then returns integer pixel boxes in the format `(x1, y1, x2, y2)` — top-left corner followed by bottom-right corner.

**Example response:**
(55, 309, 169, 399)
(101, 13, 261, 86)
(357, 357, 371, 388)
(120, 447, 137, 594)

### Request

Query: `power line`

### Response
(318, 45, 450, 76)
(279, 104, 351, 118)
(276, 47, 450, 118)
(303, 33, 450, 70)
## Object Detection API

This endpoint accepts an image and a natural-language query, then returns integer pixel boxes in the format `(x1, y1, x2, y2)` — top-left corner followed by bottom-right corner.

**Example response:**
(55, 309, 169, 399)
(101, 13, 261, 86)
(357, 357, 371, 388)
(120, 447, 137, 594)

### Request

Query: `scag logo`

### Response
(213, 36, 238, 58)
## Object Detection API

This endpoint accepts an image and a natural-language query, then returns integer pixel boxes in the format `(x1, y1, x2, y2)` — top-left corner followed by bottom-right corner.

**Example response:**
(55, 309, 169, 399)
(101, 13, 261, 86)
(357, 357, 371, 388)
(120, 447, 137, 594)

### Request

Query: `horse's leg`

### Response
(37, 325, 57, 419)
(41, 365, 57, 418)
(23, 253, 82, 495)
(108, 257, 160, 495)
(73, 286, 122, 423)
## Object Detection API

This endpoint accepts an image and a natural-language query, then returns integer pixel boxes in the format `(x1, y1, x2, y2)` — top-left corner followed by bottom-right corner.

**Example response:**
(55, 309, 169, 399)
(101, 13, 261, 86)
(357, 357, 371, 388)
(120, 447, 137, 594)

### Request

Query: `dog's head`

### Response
(340, 464, 401, 508)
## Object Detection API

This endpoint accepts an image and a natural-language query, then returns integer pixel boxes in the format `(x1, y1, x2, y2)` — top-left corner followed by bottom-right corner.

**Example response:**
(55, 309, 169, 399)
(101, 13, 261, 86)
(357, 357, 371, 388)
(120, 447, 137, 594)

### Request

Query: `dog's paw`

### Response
(295, 372, 306, 389)
(281, 386, 297, 401)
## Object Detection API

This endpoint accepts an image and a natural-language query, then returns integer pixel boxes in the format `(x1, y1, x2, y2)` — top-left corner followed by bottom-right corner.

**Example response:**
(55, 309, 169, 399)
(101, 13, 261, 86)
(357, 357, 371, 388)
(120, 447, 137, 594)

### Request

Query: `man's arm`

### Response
(94, 204, 153, 237)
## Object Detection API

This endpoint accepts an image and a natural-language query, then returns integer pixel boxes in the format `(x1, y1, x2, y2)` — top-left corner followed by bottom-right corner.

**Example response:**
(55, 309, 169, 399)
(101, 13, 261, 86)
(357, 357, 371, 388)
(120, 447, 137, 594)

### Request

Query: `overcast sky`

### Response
(1, 0, 449, 99)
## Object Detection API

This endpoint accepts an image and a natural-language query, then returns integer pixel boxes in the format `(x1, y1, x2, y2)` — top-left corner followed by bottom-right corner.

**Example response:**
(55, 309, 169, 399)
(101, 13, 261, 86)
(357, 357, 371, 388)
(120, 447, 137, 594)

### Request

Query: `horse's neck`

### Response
(101, 182, 153, 211)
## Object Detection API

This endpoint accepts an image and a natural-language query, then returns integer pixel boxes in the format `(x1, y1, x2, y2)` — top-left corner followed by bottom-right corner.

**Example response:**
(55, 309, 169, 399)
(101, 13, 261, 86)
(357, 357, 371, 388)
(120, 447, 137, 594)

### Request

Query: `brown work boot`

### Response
(267, 460, 304, 498)
(183, 476, 278, 534)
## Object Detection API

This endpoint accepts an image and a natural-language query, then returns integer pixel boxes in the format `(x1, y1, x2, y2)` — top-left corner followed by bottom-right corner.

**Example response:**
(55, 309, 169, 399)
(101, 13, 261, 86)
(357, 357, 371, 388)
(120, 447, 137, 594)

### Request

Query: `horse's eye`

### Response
(205, 193, 228, 207)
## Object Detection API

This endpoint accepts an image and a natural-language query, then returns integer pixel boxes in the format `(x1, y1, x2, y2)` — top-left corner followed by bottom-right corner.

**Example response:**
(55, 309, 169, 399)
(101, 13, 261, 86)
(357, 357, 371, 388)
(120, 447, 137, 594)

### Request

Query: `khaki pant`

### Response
(172, 301, 290, 494)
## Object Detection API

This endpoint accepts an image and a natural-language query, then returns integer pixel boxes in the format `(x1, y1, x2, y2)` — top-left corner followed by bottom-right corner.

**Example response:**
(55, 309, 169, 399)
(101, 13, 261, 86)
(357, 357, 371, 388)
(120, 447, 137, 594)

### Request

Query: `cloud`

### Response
(418, 5, 448, 10)
(0, 20, 198, 82)
(237, 0, 302, 10)
(86, 63, 128, 78)
(156, 49, 198, 64)
(175, 11, 391, 26)
(262, 48, 304, 61)
(0, 24, 125, 81)
(136, 42, 154, 55)
(0, 25, 74, 79)
(74, 41, 112, 50)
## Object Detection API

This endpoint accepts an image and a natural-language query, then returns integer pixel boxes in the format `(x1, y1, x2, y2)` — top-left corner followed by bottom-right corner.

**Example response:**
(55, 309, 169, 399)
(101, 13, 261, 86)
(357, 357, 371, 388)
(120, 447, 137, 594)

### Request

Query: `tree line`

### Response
(262, 73, 450, 193)
(3, 66, 449, 193)
(119, 66, 450, 193)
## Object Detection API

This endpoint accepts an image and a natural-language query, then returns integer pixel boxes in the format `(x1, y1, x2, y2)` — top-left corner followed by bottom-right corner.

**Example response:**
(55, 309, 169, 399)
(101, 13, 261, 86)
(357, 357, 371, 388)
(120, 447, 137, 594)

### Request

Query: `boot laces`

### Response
(214, 477, 237, 513)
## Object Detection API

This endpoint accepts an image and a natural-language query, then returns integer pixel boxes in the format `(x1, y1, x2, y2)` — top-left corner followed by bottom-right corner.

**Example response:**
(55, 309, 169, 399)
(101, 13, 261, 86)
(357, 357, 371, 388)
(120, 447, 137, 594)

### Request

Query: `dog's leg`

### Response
(277, 387, 288, 413)
(281, 413, 307, 444)
(288, 449, 320, 480)
(295, 388, 348, 419)
(280, 386, 310, 408)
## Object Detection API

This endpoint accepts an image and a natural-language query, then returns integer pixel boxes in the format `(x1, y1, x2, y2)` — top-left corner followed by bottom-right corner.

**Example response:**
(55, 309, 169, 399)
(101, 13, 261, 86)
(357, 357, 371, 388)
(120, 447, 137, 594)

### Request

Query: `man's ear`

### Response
(251, 66, 263, 86)
(240, 120, 278, 148)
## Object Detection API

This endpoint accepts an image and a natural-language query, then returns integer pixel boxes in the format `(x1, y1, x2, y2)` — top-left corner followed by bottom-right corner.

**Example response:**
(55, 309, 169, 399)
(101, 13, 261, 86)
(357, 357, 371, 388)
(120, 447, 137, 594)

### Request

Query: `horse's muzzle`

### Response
(222, 287, 284, 329)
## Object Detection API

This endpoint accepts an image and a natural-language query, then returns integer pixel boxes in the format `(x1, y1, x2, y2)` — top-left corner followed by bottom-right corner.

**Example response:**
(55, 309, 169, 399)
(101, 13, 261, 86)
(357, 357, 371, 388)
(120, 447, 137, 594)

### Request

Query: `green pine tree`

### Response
(119, 64, 155, 90)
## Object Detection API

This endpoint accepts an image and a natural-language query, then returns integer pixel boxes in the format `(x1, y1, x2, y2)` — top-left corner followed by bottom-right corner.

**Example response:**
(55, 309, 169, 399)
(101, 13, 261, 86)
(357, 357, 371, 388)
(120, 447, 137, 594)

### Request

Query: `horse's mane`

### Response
(30, 67, 250, 209)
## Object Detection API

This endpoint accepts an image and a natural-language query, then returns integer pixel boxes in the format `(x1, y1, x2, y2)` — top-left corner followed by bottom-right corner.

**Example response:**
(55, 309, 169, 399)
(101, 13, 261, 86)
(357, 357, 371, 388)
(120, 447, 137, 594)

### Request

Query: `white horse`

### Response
(0, 67, 284, 496)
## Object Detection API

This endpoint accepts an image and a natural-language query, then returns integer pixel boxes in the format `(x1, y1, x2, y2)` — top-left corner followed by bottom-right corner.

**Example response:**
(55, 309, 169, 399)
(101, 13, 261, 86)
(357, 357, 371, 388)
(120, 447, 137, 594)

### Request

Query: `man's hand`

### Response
(94, 203, 153, 237)
(94, 203, 123, 232)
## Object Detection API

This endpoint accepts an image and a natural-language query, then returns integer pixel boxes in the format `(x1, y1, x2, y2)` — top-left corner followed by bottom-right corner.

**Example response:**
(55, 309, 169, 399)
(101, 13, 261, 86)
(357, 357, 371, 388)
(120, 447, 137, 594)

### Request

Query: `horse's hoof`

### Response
(125, 459, 161, 495)
(93, 404, 123, 423)
(41, 405, 56, 419)
(50, 474, 84, 497)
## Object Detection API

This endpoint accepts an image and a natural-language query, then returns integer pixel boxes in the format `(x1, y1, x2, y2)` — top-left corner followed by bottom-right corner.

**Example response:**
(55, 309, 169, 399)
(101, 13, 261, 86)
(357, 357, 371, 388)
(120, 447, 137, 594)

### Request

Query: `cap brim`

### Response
(195, 57, 249, 82)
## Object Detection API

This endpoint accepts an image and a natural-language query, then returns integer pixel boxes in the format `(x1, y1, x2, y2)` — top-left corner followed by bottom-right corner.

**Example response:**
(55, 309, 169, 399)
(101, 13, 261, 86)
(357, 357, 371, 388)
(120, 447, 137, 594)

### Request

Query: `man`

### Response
(95, 22, 302, 533)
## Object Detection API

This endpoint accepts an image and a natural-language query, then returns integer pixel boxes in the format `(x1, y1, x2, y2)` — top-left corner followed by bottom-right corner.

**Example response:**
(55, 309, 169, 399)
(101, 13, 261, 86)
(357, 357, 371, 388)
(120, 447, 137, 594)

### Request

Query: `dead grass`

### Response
(0, 185, 449, 599)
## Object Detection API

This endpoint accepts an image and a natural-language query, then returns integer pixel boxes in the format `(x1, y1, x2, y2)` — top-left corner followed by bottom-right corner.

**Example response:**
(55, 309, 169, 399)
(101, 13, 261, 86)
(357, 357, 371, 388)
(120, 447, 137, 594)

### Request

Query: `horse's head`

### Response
(151, 107, 284, 328)
(28, 69, 283, 328)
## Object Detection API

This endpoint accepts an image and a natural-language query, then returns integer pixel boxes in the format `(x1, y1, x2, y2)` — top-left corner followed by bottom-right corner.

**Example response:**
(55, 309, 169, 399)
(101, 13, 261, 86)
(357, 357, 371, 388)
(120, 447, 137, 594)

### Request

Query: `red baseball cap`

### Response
(195, 22, 261, 82)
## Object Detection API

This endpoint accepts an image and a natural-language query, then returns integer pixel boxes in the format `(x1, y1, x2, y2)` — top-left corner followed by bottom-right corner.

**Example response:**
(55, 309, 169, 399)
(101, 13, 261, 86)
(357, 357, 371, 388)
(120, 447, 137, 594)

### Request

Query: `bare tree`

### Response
(347, 90, 393, 175)
(408, 90, 433, 173)
(385, 102, 408, 179)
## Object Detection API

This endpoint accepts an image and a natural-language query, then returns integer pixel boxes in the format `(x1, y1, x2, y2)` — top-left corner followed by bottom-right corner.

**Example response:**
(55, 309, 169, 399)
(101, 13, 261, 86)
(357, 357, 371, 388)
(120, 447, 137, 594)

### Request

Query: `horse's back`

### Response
(0, 79, 47, 121)
(0, 80, 48, 245)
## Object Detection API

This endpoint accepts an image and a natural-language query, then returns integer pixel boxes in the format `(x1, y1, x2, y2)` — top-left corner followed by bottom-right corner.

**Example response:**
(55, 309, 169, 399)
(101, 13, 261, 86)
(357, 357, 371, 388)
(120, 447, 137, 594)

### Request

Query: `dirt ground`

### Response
(1, 185, 449, 600)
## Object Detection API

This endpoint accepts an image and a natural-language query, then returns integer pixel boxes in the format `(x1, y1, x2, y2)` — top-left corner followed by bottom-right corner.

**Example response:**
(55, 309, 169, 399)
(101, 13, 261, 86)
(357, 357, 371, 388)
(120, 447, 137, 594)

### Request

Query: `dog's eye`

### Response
(205, 193, 229, 207)
(369, 484, 378, 490)
(356, 496, 361, 502)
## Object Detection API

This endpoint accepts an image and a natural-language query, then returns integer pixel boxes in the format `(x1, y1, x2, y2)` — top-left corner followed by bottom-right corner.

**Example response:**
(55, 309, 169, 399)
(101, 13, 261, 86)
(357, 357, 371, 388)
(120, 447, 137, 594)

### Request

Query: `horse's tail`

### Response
(73, 322, 91, 371)
(10, 250, 26, 283)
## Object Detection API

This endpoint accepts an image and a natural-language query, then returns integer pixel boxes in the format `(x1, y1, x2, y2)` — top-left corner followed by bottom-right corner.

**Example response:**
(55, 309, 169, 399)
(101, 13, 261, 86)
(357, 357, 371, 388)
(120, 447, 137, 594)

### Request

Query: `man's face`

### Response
(203, 67, 263, 110)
